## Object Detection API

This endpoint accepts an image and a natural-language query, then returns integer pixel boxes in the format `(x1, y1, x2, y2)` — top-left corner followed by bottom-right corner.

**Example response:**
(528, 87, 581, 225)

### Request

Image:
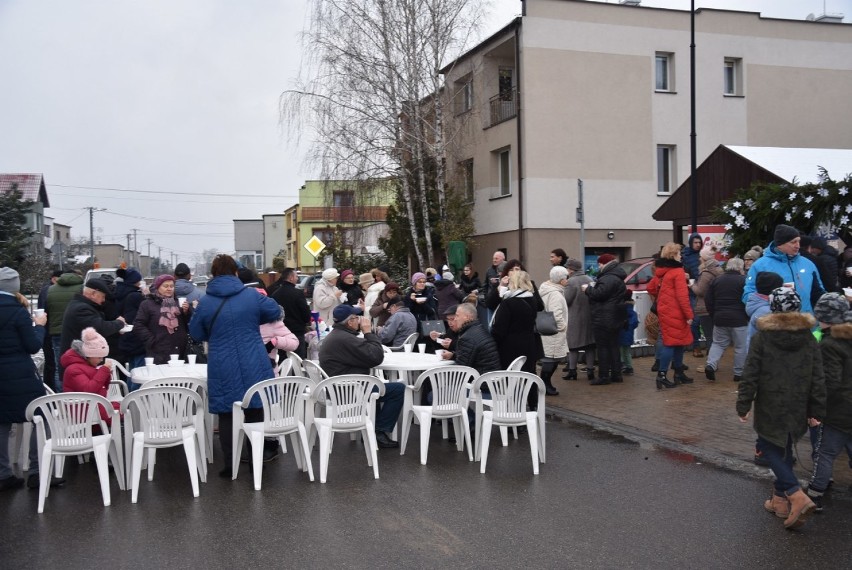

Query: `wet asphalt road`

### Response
(3, 419, 851, 569)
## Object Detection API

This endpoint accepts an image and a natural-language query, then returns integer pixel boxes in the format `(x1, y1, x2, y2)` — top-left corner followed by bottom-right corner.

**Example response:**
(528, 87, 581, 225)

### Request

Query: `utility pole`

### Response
(577, 179, 585, 268)
(132, 228, 139, 268)
(157, 246, 162, 276)
(689, 0, 698, 234)
(126, 234, 132, 266)
(86, 207, 105, 265)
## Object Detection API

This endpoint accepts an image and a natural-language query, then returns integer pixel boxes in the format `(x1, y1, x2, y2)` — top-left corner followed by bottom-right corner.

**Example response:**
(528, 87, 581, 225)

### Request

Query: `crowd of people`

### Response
(1, 225, 850, 532)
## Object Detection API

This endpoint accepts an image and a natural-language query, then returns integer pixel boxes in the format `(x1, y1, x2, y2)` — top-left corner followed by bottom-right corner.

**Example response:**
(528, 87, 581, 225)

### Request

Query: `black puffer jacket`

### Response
(820, 322, 852, 435)
(705, 271, 748, 327)
(585, 260, 627, 331)
(736, 312, 826, 448)
(114, 281, 145, 357)
(453, 320, 501, 375)
(814, 245, 840, 292)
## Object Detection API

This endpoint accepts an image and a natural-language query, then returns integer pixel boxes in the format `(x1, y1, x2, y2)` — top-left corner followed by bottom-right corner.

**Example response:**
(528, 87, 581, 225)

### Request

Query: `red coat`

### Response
(60, 349, 119, 422)
(647, 259, 694, 347)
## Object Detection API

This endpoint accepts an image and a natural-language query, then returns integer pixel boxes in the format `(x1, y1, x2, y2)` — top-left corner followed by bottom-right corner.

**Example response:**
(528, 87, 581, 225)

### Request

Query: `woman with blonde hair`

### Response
(491, 271, 545, 407)
(537, 266, 570, 395)
(647, 242, 695, 389)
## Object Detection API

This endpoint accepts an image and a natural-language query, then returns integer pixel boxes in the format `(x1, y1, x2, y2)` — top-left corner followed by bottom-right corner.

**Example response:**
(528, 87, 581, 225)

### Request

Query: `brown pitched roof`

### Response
(0, 173, 49, 207)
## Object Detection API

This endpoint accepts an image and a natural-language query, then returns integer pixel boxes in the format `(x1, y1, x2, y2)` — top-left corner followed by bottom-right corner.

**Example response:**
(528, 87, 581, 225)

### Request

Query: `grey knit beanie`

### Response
(0, 267, 21, 293)
(814, 293, 852, 324)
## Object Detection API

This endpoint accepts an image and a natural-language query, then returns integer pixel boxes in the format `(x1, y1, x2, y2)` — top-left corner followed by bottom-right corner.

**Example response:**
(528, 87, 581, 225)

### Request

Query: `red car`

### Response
(618, 257, 655, 292)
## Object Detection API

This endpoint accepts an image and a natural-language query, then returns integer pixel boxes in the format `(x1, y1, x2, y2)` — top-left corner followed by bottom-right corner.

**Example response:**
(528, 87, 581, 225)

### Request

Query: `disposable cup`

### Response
(403, 344, 413, 353)
(145, 357, 155, 366)
(178, 297, 188, 306)
(170, 354, 179, 361)
(435, 349, 445, 359)
(187, 354, 197, 365)
(33, 309, 45, 317)
(417, 343, 426, 353)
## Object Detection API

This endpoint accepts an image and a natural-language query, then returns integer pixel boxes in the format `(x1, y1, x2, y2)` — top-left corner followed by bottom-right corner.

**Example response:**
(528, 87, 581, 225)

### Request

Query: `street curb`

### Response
(545, 405, 817, 486)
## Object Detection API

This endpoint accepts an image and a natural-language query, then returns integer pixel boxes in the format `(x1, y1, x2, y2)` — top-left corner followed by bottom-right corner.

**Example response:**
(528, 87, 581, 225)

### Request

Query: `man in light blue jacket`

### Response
(742, 224, 825, 316)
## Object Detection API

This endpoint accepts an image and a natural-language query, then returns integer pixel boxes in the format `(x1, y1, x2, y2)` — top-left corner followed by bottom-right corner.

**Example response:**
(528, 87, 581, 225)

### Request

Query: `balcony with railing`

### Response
(489, 88, 517, 127)
(300, 205, 389, 223)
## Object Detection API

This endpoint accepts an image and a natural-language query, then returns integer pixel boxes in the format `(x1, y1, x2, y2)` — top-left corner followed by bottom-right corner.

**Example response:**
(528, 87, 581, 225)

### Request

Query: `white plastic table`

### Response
(130, 363, 208, 385)
(372, 352, 454, 385)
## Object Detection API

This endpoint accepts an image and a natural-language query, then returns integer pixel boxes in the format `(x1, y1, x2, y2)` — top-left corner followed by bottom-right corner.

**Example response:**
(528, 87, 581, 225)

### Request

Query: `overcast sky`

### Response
(0, 0, 847, 265)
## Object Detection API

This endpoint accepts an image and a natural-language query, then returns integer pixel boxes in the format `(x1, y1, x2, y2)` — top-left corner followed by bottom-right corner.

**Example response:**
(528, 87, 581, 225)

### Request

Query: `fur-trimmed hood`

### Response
(828, 322, 852, 340)
(756, 311, 816, 332)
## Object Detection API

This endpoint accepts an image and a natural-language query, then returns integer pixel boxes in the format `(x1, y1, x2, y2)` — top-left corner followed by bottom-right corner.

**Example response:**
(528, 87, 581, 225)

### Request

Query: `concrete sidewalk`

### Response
(542, 348, 852, 489)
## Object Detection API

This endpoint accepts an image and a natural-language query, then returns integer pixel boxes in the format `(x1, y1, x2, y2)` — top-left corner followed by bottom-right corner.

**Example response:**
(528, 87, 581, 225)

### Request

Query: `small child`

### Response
(806, 293, 852, 511)
(619, 291, 639, 375)
(61, 327, 120, 422)
(736, 287, 826, 530)
(744, 271, 784, 344)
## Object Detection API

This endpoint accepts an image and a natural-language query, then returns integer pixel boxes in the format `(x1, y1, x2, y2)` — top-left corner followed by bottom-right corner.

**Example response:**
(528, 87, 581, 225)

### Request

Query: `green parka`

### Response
(736, 311, 826, 448)
(820, 322, 852, 435)
(45, 272, 84, 335)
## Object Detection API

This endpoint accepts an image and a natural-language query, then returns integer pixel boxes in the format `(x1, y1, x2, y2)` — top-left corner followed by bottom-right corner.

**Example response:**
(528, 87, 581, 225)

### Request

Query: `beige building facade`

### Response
(442, 0, 852, 281)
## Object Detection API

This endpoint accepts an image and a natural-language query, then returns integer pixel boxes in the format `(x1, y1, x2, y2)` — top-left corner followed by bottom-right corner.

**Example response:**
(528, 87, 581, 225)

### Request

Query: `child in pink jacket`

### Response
(255, 289, 299, 369)
(61, 327, 120, 422)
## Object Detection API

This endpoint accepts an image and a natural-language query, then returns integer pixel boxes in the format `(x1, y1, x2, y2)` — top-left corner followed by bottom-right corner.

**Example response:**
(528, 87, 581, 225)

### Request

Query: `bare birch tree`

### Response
(281, 0, 487, 269)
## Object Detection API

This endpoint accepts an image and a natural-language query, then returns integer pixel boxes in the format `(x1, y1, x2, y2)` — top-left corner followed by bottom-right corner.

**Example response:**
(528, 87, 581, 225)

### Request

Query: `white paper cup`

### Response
(417, 343, 426, 353)
(844, 287, 852, 298)
(403, 344, 413, 352)
(187, 354, 197, 365)
(178, 297, 188, 306)
(170, 354, 179, 361)
(435, 349, 445, 359)
(145, 357, 155, 366)
(846, 267, 852, 276)
(33, 309, 45, 317)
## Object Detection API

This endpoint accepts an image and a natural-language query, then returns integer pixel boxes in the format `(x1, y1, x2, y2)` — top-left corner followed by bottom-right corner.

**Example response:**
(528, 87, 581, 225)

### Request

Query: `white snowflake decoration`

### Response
(724, 223, 733, 231)
(745, 199, 754, 208)
(841, 215, 850, 226)
(846, 204, 852, 214)
(771, 201, 780, 209)
(804, 210, 812, 219)
(785, 213, 792, 221)
(733, 201, 742, 208)
(789, 192, 797, 201)
(805, 196, 813, 204)
(818, 188, 829, 198)
(834, 205, 842, 213)
(840, 187, 848, 196)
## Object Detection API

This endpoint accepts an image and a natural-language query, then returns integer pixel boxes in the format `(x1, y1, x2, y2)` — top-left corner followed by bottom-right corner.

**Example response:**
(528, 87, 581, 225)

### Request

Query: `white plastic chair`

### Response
(232, 376, 314, 490)
(504, 356, 527, 441)
(141, 376, 211, 476)
(400, 365, 476, 464)
(276, 358, 293, 377)
(25, 393, 125, 513)
(389, 332, 419, 353)
(472, 371, 546, 474)
(120, 387, 205, 503)
(309, 375, 383, 483)
(286, 351, 304, 376)
(16, 384, 54, 472)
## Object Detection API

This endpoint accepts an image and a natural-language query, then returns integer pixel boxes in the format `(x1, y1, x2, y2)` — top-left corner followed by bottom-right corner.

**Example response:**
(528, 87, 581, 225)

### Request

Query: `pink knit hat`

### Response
(152, 274, 175, 291)
(80, 327, 109, 358)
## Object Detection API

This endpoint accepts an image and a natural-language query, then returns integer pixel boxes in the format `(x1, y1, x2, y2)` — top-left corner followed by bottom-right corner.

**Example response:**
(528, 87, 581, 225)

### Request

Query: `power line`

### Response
(49, 183, 299, 199)
(50, 192, 276, 205)
(102, 211, 231, 225)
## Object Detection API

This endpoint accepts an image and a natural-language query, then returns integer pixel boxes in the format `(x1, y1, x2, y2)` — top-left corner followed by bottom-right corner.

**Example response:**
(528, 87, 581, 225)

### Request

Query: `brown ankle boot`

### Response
(763, 494, 789, 518)
(692, 348, 704, 358)
(784, 489, 816, 529)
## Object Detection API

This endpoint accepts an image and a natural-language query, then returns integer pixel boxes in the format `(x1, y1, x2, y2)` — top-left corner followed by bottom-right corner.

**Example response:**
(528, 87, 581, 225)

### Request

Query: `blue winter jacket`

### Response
(745, 292, 770, 342)
(0, 294, 47, 423)
(618, 303, 639, 347)
(742, 241, 825, 316)
(189, 275, 280, 413)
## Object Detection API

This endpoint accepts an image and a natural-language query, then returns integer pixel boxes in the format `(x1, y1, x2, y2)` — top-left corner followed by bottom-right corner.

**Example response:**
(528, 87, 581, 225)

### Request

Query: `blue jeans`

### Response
(809, 424, 852, 494)
(757, 434, 800, 496)
(658, 345, 685, 373)
(373, 382, 404, 434)
(51, 335, 62, 391)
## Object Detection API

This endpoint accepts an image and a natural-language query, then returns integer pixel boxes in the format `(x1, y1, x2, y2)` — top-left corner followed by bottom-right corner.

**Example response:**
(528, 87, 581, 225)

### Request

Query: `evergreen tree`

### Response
(0, 188, 35, 268)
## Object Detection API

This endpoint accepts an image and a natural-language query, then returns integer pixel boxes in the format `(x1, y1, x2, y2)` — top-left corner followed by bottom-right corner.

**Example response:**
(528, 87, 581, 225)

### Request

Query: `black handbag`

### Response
(534, 311, 558, 335)
(419, 319, 446, 337)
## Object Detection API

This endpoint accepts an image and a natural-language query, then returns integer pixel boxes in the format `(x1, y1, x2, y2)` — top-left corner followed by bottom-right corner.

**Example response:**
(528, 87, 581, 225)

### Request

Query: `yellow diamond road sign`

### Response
(304, 235, 326, 257)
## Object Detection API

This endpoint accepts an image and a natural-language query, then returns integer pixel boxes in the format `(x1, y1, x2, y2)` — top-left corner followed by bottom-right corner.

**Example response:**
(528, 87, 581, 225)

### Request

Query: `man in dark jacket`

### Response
(271, 268, 312, 358)
(809, 237, 840, 293)
(441, 303, 501, 375)
(58, 279, 125, 388)
(318, 305, 403, 448)
(36, 270, 62, 386)
(584, 254, 627, 385)
(682, 233, 704, 355)
(704, 257, 749, 382)
(174, 262, 205, 304)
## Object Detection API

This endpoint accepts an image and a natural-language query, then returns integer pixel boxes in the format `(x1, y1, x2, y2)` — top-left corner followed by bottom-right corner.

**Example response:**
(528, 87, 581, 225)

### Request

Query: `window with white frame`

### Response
(723, 57, 743, 96)
(655, 52, 674, 92)
(657, 145, 676, 194)
(497, 149, 511, 197)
